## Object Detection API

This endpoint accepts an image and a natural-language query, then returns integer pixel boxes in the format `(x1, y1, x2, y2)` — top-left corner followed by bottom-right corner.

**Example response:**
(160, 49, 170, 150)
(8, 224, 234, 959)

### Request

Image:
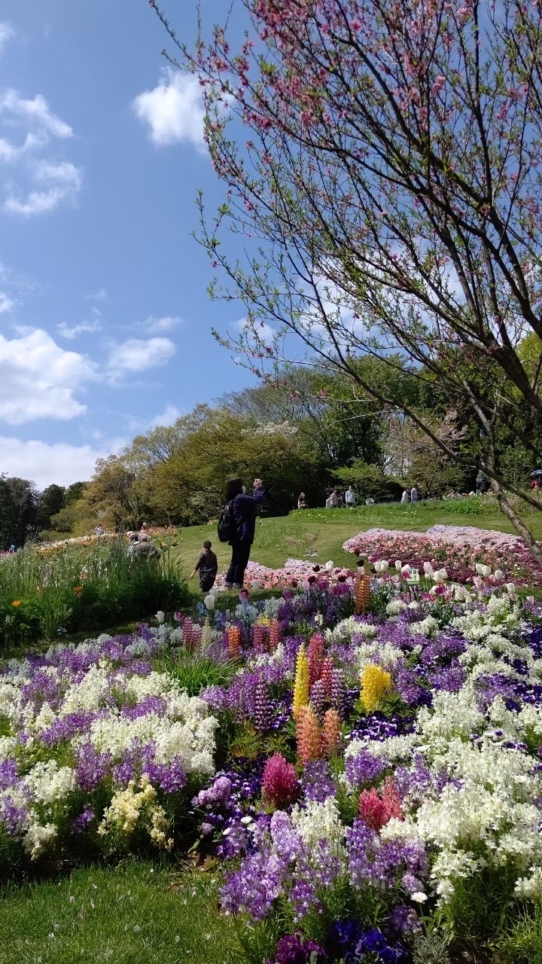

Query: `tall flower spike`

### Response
(269, 618, 281, 651)
(330, 667, 346, 719)
(183, 618, 195, 650)
(262, 753, 298, 807)
(360, 664, 392, 713)
(292, 644, 310, 719)
(201, 619, 213, 652)
(354, 573, 372, 614)
(253, 678, 272, 731)
(322, 708, 341, 757)
(321, 656, 334, 699)
(307, 633, 324, 687)
(296, 704, 322, 767)
(227, 625, 241, 658)
(310, 679, 326, 719)
(192, 625, 203, 651)
(252, 623, 265, 653)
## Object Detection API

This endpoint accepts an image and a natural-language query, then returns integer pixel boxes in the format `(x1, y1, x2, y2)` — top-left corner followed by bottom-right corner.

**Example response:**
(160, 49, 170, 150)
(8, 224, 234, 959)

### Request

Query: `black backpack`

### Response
(217, 501, 235, 543)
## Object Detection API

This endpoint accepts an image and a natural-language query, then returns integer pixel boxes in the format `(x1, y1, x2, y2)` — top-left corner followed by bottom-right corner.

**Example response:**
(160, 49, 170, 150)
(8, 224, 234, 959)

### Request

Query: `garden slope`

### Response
(172, 500, 542, 575)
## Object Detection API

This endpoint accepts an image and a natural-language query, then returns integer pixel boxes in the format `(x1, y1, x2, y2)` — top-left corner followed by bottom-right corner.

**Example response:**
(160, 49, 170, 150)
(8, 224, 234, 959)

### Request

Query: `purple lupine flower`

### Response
(330, 668, 346, 719)
(253, 679, 273, 731)
(309, 679, 326, 719)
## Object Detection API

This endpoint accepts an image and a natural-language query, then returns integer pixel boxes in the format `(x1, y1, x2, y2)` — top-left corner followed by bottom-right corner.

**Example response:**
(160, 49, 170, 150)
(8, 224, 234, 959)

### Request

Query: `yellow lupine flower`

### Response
(360, 664, 392, 713)
(293, 644, 310, 719)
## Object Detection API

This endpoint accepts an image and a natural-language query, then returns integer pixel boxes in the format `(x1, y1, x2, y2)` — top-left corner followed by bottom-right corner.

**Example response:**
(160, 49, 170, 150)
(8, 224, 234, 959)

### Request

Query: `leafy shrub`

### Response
(0, 539, 191, 646)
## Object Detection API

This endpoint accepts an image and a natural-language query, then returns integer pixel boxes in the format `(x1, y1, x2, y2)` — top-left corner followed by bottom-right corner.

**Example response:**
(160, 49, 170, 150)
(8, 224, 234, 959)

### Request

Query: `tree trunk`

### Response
(490, 479, 542, 567)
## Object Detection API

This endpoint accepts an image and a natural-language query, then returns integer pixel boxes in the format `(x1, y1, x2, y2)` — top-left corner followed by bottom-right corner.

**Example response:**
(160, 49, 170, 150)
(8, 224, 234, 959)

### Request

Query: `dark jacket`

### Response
(231, 490, 264, 544)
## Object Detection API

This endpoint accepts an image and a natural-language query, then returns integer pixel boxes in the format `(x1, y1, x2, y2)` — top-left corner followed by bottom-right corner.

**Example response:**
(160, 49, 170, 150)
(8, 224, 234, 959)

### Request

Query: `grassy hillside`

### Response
(172, 497, 542, 578)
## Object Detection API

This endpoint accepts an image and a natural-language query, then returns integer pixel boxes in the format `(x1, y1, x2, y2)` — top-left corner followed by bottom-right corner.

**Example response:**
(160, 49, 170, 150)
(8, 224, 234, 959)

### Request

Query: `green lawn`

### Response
(0, 862, 236, 964)
(173, 498, 542, 579)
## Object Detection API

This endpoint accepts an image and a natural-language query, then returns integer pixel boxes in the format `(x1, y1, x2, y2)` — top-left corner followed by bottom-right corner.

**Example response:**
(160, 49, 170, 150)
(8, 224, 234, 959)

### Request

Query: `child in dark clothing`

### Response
(190, 540, 218, 592)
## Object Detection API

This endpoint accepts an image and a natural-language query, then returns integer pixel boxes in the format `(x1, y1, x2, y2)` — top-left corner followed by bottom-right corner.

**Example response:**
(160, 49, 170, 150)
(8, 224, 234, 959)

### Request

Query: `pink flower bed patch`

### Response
(216, 558, 355, 590)
(343, 526, 542, 587)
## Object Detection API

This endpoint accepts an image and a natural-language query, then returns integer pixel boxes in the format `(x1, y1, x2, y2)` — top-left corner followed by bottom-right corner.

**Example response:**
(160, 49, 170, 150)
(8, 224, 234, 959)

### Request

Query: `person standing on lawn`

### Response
(401, 489, 409, 503)
(345, 485, 356, 507)
(190, 540, 218, 592)
(410, 485, 419, 502)
(224, 477, 265, 590)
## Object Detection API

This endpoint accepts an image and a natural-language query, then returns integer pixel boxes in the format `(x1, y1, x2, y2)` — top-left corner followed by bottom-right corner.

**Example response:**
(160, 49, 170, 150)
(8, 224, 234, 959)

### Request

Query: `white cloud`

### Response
(0, 437, 107, 488)
(0, 291, 15, 313)
(133, 69, 206, 150)
(57, 308, 102, 340)
(0, 89, 73, 140)
(0, 23, 15, 56)
(5, 160, 82, 216)
(140, 315, 181, 333)
(85, 287, 107, 302)
(150, 403, 181, 428)
(0, 88, 80, 216)
(107, 337, 176, 375)
(0, 329, 96, 424)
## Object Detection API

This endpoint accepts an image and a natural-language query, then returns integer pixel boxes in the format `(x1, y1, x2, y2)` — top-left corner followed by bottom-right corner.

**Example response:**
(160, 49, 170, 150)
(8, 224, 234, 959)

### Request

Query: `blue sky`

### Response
(0, 0, 256, 488)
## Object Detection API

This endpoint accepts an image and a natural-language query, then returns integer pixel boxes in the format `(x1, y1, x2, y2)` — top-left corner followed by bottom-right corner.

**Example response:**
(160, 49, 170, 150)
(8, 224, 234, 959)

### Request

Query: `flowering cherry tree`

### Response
(151, 0, 542, 558)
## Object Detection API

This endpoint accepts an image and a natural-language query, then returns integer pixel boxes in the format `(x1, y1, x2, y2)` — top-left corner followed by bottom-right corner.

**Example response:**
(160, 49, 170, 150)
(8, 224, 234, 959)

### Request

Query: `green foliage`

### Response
(412, 923, 452, 964)
(497, 907, 542, 963)
(159, 649, 237, 696)
(0, 540, 191, 646)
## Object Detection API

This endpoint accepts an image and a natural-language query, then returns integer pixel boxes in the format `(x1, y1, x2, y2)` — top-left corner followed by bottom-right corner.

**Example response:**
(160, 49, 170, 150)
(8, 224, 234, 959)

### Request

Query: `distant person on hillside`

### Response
(140, 522, 149, 534)
(190, 540, 218, 592)
(297, 492, 308, 509)
(326, 489, 339, 508)
(94, 525, 104, 537)
(410, 486, 419, 503)
(345, 485, 356, 508)
(222, 477, 264, 590)
(401, 489, 409, 504)
(8, 544, 15, 554)
(476, 471, 488, 494)
(131, 532, 160, 561)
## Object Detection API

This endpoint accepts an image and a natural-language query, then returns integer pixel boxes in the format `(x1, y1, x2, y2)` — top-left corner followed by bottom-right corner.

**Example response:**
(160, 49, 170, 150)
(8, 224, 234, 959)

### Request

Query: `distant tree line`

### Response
(9, 358, 536, 540)
(0, 478, 86, 549)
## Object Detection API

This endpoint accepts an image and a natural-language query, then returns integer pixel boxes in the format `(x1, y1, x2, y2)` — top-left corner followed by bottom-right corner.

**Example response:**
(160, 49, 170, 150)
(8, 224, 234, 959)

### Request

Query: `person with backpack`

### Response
(218, 477, 264, 589)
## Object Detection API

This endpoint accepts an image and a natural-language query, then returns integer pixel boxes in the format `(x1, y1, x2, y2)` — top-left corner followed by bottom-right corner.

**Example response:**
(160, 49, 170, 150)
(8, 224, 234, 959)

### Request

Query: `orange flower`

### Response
(73, 586, 83, 595)
(12, 600, 21, 607)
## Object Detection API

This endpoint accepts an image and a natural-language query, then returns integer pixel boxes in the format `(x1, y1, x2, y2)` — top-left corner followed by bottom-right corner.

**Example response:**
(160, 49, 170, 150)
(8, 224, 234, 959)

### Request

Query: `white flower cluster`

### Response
(0, 630, 218, 861)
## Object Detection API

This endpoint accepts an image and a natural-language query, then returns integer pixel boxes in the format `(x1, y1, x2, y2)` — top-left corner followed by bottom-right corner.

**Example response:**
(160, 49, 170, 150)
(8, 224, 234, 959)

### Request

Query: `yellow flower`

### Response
(12, 600, 21, 607)
(360, 664, 392, 713)
(293, 644, 310, 719)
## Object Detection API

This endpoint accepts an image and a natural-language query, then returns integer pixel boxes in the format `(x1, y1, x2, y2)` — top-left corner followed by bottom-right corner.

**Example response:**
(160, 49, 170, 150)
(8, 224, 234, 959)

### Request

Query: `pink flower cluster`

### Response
(216, 559, 355, 590)
(359, 777, 403, 832)
(343, 526, 542, 587)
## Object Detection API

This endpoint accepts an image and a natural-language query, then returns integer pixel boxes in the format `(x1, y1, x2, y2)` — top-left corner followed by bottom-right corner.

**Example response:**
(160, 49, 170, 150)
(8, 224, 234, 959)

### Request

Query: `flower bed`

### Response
(216, 558, 356, 591)
(343, 524, 542, 588)
(189, 581, 542, 961)
(0, 625, 217, 866)
(3, 571, 542, 961)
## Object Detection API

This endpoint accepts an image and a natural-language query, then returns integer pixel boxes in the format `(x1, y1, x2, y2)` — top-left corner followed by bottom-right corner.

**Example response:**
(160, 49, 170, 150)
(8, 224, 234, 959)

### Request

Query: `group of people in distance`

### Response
(310, 485, 419, 509)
